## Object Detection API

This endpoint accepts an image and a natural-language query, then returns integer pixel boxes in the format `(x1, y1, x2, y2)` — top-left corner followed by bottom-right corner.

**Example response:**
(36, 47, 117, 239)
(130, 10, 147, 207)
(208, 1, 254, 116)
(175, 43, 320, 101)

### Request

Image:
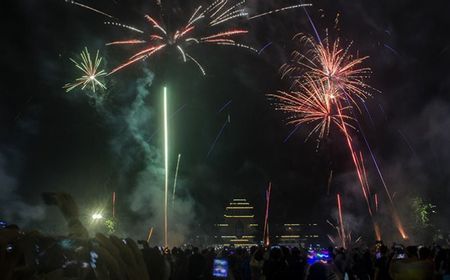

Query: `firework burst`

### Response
(270, 33, 375, 209)
(63, 47, 107, 93)
(66, 0, 312, 75)
(269, 76, 353, 143)
(282, 33, 376, 109)
(270, 30, 408, 239)
(105, 1, 257, 75)
(269, 32, 376, 220)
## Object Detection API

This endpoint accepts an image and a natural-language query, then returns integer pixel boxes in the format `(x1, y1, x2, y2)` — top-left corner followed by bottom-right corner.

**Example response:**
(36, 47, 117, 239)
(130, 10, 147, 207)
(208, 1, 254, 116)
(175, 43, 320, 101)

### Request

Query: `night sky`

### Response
(2, 0, 450, 244)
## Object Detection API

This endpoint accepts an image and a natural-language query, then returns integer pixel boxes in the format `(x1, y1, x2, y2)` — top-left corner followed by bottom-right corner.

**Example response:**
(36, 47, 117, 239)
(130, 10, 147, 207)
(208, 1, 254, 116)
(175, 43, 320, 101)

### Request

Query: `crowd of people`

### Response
(1, 193, 449, 279)
(2, 224, 450, 280)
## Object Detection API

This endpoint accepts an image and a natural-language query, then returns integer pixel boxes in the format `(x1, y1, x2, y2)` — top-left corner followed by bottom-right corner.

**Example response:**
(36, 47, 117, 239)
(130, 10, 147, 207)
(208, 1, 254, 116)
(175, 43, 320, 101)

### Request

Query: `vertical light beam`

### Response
(164, 86, 169, 248)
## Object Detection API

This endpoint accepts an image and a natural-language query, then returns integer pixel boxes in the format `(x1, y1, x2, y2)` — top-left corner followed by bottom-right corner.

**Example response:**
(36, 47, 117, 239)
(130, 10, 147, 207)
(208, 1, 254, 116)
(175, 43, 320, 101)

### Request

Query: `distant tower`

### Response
(214, 198, 259, 246)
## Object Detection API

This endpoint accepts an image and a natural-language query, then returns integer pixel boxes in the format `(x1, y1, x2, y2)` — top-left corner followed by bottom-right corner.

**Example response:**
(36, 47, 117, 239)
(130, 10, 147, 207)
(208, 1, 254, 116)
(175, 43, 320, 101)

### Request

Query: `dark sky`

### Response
(2, 0, 449, 243)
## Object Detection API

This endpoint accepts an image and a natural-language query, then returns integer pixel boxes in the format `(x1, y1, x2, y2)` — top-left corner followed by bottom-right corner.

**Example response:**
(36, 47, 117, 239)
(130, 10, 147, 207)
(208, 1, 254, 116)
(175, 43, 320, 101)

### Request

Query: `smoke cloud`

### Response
(92, 68, 196, 245)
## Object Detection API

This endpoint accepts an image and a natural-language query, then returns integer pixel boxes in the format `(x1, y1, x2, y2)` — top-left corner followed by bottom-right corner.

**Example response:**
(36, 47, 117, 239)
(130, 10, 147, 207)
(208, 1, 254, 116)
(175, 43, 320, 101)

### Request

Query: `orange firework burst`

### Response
(270, 32, 377, 226)
(271, 31, 408, 239)
(282, 34, 376, 109)
(268, 76, 353, 143)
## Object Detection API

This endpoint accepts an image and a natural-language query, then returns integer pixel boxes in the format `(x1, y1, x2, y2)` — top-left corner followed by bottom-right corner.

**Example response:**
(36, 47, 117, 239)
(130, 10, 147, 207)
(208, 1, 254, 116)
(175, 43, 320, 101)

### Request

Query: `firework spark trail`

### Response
(327, 234, 336, 245)
(258, 42, 273, 55)
(336, 102, 373, 216)
(184, 53, 206, 75)
(147, 227, 154, 242)
(65, 0, 115, 19)
(327, 219, 362, 248)
(63, 47, 107, 93)
(326, 219, 337, 229)
(378, 104, 388, 121)
(342, 94, 408, 238)
(206, 117, 229, 158)
(283, 125, 300, 143)
(106, 40, 146, 46)
(218, 99, 233, 113)
(374, 222, 381, 240)
(248, 3, 312, 20)
(384, 44, 400, 56)
(172, 154, 181, 208)
(201, 30, 248, 40)
(394, 212, 408, 239)
(112, 191, 116, 218)
(263, 182, 272, 246)
(210, 1, 247, 25)
(374, 193, 379, 212)
(104, 22, 144, 33)
(163, 86, 169, 248)
(109, 44, 167, 75)
(337, 193, 346, 249)
(177, 46, 187, 62)
(327, 169, 333, 195)
(360, 151, 371, 195)
(361, 101, 375, 127)
(188, 5, 204, 24)
(300, 1, 321, 43)
(398, 130, 417, 156)
(355, 122, 393, 203)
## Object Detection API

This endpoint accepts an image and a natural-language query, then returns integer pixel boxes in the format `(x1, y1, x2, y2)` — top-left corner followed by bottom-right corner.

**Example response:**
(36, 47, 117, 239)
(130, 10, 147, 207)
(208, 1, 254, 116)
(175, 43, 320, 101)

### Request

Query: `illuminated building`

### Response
(213, 198, 323, 247)
(272, 223, 321, 246)
(214, 198, 259, 247)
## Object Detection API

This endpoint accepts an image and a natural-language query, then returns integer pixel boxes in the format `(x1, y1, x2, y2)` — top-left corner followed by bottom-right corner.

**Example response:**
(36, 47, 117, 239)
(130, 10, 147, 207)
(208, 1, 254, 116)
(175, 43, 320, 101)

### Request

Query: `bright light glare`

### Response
(92, 213, 103, 220)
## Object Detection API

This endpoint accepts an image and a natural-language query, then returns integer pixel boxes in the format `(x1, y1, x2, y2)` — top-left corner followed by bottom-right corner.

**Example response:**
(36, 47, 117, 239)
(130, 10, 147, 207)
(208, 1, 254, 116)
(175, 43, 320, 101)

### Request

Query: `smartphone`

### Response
(0, 220, 7, 229)
(376, 252, 381, 259)
(212, 258, 228, 278)
(90, 251, 98, 268)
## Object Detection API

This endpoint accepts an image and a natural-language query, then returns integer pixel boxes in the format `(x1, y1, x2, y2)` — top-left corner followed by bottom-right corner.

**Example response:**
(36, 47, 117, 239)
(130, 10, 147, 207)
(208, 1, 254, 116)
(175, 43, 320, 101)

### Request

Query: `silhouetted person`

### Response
(307, 262, 337, 280)
(375, 245, 392, 280)
(287, 247, 307, 280)
(263, 247, 287, 280)
(189, 247, 206, 280)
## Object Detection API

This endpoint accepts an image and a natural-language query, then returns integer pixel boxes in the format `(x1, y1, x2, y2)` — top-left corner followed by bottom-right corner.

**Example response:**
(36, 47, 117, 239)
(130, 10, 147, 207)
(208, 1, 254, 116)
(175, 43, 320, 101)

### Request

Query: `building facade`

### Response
(213, 197, 323, 247)
(213, 198, 259, 247)
(271, 223, 321, 247)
